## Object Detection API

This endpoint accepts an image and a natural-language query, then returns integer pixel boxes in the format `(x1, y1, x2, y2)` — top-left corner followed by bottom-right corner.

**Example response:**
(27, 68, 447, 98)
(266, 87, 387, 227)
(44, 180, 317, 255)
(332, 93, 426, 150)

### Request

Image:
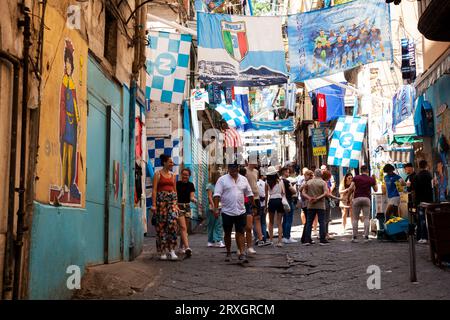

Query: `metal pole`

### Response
(408, 198, 417, 282)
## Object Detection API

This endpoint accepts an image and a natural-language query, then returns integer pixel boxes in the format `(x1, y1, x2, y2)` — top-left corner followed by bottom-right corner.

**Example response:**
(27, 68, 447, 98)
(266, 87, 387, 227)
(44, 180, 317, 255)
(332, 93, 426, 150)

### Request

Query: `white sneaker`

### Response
(282, 238, 289, 244)
(160, 254, 167, 260)
(418, 239, 428, 244)
(218, 241, 226, 248)
(169, 250, 178, 260)
(207, 242, 214, 247)
(287, 238, 298, 244)
(247, 247, 256, 255)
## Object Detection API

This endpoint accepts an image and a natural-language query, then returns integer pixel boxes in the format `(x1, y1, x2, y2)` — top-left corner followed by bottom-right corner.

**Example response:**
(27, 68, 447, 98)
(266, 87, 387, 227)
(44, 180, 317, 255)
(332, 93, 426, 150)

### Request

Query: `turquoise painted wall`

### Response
(28, 56, 144, 299)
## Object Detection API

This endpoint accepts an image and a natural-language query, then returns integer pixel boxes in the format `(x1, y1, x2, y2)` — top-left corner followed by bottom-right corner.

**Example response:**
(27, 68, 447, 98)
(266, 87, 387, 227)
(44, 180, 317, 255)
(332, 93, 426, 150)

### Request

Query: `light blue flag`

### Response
(287, 0, 392, 82)
(251, 119, 294, 131)
(328, 116, 367, 168)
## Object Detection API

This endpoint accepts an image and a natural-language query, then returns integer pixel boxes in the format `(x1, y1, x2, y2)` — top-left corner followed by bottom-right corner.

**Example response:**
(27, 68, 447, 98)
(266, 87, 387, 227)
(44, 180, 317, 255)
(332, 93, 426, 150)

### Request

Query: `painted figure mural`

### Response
(57, 39, 81, 204)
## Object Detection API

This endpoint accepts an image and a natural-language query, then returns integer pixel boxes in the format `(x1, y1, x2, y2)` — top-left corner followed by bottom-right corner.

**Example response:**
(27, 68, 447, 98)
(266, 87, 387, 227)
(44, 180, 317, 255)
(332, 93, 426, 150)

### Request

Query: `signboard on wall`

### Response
(312, 128, 327, 156)
(146, 117, 172, 137)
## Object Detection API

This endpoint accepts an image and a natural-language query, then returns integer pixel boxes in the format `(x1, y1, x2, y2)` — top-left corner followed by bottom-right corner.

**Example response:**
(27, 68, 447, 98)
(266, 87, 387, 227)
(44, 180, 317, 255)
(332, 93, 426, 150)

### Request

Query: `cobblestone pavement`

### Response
(76, 215, 450, 300)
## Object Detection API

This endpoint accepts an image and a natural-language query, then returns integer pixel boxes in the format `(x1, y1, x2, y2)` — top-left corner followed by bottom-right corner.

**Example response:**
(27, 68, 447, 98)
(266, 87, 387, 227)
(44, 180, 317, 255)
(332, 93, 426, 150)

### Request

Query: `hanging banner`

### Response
(198, 12, 288, 86)
(251, 118, 294, 131)
(146, 31, 192, 104)
(392, 85, 415, 131)
(401, 38, 416, 82)
(312, 128, 328, 156)
(190, 88, 209, 111)
(328, 116, 367, 168)
(287, 0, 392, 82)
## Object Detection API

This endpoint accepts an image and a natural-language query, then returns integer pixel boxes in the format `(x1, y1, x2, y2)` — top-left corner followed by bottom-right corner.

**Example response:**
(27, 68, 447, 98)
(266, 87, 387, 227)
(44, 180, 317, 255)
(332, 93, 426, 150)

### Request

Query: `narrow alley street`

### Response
(75, 216, 450, 300)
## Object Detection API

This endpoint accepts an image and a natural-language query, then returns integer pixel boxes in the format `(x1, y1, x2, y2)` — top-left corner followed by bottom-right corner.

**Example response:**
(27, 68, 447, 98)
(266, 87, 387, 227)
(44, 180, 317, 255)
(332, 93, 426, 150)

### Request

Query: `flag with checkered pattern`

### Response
(146, 31, 192, 104)
(327, 116, 367, 168)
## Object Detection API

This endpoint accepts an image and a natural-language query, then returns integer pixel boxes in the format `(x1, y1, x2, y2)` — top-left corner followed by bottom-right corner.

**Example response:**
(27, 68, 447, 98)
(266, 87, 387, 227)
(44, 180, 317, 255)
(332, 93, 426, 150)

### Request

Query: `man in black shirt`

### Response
(176, 168, 197, 256)
(413, 160, 433, 243)
(404, 163, 416, 204)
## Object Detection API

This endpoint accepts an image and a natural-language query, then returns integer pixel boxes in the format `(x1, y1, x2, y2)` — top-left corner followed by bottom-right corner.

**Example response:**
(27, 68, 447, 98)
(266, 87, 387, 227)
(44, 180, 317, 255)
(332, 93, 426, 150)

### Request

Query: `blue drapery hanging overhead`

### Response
(251, 118, 294, 131)
(183, 100, 192, 168)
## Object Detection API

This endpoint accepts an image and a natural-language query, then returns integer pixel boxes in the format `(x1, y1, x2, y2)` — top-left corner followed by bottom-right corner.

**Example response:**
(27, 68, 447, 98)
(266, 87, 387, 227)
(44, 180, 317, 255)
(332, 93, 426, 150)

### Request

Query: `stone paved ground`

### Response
(75, 214, 450, 300)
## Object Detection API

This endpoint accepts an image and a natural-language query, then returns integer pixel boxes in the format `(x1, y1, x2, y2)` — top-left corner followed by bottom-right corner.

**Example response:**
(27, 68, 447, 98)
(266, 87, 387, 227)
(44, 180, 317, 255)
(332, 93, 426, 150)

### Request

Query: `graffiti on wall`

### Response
(37, 7, 87, 207)
(49, 39, 82, 205)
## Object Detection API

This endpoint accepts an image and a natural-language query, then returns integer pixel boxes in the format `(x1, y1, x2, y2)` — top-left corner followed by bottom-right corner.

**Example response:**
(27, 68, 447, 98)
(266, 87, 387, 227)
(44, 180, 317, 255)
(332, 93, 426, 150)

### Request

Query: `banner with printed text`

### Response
(287, 0, 392, 82)
(312, 128, 328, 156)
(198, 12, 288, 87)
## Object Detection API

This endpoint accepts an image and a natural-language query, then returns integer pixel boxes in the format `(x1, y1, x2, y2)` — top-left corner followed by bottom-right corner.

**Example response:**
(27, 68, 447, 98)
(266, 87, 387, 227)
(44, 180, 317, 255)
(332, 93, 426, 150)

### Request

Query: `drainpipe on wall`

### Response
(0, 50, 21, 300)
(13, 4, 32, 300)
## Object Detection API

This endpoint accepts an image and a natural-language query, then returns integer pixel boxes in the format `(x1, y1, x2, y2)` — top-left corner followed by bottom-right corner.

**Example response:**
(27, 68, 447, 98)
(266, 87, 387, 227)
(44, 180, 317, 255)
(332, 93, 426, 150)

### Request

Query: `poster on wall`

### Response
(37, 7, 88, 207)
(287, 0, 392, 82)
(312, 128, 328, 156)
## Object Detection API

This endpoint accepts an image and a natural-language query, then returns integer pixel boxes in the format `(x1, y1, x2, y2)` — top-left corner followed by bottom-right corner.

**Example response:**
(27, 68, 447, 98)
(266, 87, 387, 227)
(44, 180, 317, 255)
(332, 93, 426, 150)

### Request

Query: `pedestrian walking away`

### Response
(151, 154, 179, 261)
(299, 170, 314, 244)
(281, 166, 298, 244)
(301, 169, 330, 245)
(176, 168, 196, 257)
(349, 165, 377, 242)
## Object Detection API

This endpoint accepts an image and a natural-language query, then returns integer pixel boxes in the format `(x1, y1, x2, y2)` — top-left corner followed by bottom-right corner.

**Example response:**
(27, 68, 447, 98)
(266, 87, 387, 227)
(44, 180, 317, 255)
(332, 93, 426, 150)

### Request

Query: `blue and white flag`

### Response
(328, 116, 367, 168)
(214, 92, 249, 128)
(287, 0, 392, 82)
(146, 31, 192, 104)
(198, 12, 288, 86)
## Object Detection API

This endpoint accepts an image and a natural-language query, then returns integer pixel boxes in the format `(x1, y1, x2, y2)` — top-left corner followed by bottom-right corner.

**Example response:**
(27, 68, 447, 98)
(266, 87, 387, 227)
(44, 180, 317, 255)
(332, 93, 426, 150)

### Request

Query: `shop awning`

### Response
(415, 46, 450, 97)
(390, 135, 423, 145)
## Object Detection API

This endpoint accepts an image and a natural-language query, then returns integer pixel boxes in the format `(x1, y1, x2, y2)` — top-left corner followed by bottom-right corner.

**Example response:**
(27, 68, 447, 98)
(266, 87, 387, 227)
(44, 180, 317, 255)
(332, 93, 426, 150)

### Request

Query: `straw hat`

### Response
(265, 166, 279, 176)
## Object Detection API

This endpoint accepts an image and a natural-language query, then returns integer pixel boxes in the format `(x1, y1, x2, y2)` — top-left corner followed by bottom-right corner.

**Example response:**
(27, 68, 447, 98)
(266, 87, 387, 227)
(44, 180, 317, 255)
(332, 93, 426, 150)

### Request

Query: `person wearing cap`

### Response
(213, 164, 254, 263)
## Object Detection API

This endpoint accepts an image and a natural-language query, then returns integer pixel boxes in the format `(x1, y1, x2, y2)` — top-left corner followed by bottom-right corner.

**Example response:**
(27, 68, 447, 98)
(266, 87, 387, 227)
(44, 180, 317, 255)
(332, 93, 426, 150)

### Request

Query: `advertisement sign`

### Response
(312, 128, 328, 156)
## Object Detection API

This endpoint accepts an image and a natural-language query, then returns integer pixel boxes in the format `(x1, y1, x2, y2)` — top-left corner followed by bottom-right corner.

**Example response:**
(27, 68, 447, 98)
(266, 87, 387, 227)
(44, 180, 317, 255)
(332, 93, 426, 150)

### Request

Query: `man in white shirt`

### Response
(214, 164, 254, 263)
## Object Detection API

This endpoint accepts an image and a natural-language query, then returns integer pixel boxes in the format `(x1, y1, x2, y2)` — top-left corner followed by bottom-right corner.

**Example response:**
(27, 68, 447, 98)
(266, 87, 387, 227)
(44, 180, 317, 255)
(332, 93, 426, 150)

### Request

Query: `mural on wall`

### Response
(50, 39, 82, 205)
(37, 7, 87, 207)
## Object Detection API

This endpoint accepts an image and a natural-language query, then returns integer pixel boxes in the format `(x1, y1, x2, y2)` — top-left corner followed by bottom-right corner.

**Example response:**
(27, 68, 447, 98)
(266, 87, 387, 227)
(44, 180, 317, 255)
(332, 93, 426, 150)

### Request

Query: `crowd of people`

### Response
(150, 153, 441, 262)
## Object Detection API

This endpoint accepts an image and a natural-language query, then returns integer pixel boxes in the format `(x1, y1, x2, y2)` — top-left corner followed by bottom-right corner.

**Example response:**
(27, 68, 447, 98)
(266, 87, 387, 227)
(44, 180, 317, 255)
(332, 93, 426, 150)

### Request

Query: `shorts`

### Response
(245, 199, 261, 216)
(177, 203, 192, 218)
(221, 212, 246, 234)
(387, 196, 400, 207)
(268, 198, 284, 214)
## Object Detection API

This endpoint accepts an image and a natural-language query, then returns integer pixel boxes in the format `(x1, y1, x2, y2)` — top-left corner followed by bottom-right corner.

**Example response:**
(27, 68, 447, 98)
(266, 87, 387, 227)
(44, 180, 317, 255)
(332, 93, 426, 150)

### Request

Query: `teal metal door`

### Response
(85, 95, 106, 265)
(86, 94, 122, 264)
(108, 106, 123, 262)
